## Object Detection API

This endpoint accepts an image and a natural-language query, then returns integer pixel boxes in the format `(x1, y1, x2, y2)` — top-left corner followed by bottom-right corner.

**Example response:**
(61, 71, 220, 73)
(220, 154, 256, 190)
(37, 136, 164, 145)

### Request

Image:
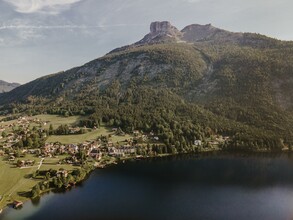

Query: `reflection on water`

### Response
(2, 153, 293, 220)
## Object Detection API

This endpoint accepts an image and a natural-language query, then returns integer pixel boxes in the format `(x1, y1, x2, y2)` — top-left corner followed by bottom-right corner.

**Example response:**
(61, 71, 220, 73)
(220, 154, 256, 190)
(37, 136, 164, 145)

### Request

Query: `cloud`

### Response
(0, 23, 147, 46)
(0, 24, 146, 30)
(3, 0, 82, 14)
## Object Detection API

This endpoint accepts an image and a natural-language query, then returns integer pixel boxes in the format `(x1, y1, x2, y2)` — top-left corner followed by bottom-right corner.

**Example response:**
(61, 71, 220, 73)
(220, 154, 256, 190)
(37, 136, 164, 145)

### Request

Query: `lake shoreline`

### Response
(1, 148, 292, 217)
(3, 151, 293, 220)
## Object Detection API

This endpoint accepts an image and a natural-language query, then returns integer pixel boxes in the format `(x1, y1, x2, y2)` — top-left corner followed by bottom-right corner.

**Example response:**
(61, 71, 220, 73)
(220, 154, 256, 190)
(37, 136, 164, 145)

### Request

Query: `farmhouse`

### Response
(89, 149, 102, 160)
(108, 145, 136, 157)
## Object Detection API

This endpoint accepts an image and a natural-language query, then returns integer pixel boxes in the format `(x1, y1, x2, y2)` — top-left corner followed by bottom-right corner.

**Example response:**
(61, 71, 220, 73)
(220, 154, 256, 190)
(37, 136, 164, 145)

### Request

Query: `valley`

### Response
(0, 21, 292, 215)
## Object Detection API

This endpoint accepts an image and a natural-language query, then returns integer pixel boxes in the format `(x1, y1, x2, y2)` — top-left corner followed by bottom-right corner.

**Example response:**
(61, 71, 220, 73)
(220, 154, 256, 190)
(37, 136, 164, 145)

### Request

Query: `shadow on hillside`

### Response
(17, 191, 31, 198)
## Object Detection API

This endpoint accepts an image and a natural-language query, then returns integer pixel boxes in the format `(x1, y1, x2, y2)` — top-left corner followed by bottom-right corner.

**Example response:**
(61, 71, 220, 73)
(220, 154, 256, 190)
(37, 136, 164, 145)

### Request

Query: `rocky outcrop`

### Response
(110, 21, 183, 53)
(181, 23, 243, 43)
(137, 21, 183, 44)
(149, 21, 180, 36)
(137, 21, 243, 44)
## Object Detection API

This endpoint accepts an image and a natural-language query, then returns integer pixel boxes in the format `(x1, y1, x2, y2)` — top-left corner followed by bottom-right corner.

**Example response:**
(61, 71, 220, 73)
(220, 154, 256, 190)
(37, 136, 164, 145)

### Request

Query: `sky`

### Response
(0, 0, 292, 84)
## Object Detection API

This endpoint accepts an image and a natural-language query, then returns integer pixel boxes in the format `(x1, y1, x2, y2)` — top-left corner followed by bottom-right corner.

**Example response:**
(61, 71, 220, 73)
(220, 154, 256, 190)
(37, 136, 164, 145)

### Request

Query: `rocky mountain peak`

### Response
(110, 21, 267, 54)
(137, 21, 183, 44)
(150, 21, 175, 35)
(137, 21, 243, 45)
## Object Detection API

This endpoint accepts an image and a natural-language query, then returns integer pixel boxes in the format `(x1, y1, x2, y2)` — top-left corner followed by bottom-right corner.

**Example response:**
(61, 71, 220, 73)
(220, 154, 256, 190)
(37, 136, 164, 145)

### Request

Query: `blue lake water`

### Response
(2, 153, 293, 220)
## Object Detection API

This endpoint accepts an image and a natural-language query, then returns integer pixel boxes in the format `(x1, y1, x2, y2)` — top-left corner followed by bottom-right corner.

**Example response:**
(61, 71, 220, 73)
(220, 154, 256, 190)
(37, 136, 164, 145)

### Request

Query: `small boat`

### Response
(13, 201, 23, 209)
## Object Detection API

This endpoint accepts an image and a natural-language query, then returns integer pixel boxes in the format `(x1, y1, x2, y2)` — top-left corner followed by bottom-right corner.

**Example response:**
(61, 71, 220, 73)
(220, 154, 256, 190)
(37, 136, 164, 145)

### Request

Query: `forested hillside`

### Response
(0, 22, 292, 151)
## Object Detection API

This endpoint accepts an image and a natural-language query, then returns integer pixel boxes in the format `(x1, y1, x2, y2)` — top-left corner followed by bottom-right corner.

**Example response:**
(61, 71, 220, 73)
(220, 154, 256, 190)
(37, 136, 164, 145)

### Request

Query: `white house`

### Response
(194, 140, 202, 146)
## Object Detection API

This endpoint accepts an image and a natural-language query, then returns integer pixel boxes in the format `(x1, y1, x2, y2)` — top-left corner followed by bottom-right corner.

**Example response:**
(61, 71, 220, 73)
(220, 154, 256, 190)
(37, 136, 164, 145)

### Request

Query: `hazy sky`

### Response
(0, 0, 292, 84)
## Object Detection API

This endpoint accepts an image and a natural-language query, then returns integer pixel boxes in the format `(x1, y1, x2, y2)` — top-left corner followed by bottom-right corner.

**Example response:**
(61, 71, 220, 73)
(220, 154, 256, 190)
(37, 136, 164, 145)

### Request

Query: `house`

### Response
(42, 144, 54, 154)
(57, 168, 68, 178)
(108, 146, 136, 157)
(133, 130, 140, 136)
(69, 127, 81, 134)
(17, 160, 25, 167)
(67, 144, 79, 155)
(56, 145, 66, 154)
(108, 147, 125, 157)
(9, 155, 15, 161)
(121, 145, 136, 154)
(89, 149, 102, 160)
(28, 149, 37, 154)
(26, 160, 35, 166)
(107, 142, 114, 147)
(13, 201, 23, 209)
(194, 140, 202, 146)
(223, 136, 230, 141)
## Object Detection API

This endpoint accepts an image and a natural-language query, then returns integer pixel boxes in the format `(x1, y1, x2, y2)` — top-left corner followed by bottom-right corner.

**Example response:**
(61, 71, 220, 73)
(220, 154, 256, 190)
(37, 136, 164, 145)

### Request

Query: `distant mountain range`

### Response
(0, 80, 20, 93)
(0, 21, 292, 150)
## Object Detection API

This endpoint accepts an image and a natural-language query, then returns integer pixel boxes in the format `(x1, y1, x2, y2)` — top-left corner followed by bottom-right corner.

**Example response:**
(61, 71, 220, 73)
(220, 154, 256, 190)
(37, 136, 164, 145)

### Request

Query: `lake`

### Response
(2, 153, 293, 220)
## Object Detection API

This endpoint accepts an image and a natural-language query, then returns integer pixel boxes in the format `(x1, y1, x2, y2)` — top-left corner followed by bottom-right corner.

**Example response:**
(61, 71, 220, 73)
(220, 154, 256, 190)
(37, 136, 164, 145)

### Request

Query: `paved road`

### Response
(38, 158, 45, 170)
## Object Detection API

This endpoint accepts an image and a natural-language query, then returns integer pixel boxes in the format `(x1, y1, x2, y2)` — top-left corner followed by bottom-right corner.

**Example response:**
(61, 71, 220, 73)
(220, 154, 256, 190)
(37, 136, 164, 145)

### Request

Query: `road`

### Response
(38, 158, 44, 170)
(19, 158, 45, 170)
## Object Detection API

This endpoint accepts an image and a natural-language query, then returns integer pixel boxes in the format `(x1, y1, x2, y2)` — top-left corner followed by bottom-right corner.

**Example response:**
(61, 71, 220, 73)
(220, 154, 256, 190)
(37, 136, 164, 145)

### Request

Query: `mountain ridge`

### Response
(110, 21, 286, 54)
(0, 80, 20, 93)
(0, 21, 292, 150)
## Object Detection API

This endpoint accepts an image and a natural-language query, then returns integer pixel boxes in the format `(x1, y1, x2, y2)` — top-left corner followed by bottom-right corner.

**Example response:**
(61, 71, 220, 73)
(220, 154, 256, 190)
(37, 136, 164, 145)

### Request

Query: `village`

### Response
(0, 116, 157, 163)
(0, 114, 230, 211)
(0, 115, 229, 161)
(0, 115, 232, 165)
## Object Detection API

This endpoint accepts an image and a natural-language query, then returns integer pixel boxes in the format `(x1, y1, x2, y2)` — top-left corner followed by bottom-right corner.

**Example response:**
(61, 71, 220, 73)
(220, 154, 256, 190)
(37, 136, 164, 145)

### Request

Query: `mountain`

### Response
(0, 21, 292, 151)
(0, 80, 20, 93)
(182, 23, 243, 43)
(138, 21, 183, 44)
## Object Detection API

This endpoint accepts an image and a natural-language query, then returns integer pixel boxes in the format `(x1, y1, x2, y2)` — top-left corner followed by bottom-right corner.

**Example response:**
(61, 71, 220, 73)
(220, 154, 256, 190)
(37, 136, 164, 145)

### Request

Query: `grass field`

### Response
(47, 126, 132, 144)
(0, 114, 83, 128)
(0, 115, 84, 135)
(31, 114, 85, 129)
(0, 118, 18, 127)
(1, 114, 133, 144)
(40, 156, 75, 171)
(0, 155, 76, 209)
(0, 157, 41, 209)
(33, 115, 134, 144)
